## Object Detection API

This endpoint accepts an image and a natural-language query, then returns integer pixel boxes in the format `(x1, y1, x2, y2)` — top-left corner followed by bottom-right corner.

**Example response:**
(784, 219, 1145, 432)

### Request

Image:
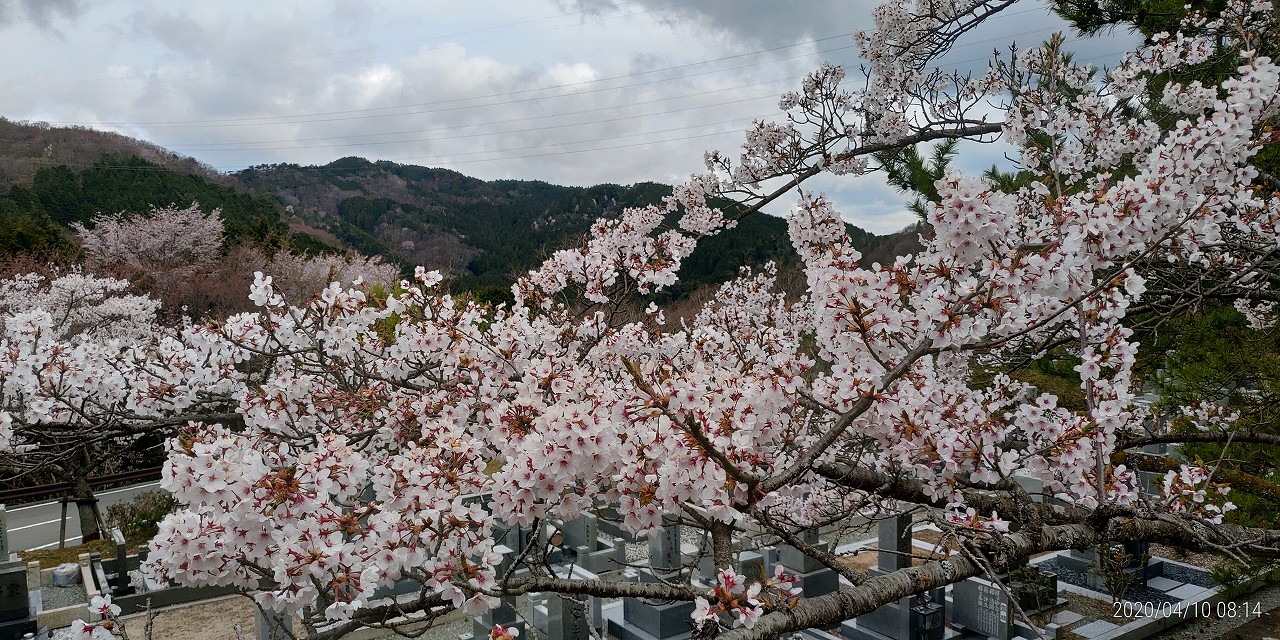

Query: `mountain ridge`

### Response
(0, 121, 923, 297)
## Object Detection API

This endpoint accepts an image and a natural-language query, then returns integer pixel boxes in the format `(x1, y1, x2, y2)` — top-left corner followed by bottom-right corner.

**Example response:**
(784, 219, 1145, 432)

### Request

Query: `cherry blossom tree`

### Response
(9, 0, 1280, 638)
(252, 248, 402, 302)
(0, 269, 239, 540)
(72, 203, 225, 277)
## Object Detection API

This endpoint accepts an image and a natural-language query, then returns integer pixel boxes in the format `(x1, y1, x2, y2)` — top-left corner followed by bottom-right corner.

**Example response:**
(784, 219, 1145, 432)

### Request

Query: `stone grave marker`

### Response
(528, 565, 601, 640)
(107, 527, 135, 597)
(558, 513, 625, 573)
(779, 528, 838, 603)
(607, 519, 695, 640)
(0, 557, 36, 640)
(952, 577, 1011, 639)
(948, 573, 1064, 640)
(842, 513, 944, 640)
(257, 607, 291, 640)
(877, 513, 912, 572)
(648, 520, 682, 574)
(472, 545, 525, 640)
(22, 562, 38, 624)
(548, 566, 599, 640)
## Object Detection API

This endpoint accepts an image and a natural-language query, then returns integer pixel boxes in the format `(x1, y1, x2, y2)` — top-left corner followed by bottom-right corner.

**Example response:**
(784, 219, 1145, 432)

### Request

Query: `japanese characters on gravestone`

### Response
(0, 505, 37, 640)
(951, 577, 1012, 639)
(949, 562, 1064, 638)
(547, 565, 599, 640)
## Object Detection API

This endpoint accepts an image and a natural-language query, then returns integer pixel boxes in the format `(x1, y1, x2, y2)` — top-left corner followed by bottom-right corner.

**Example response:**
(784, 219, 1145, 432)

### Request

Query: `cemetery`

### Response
(0, 496, 1271, 640)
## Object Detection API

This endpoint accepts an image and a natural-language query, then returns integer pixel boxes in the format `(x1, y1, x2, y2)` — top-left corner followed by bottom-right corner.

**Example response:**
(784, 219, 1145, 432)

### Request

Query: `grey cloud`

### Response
(0, 0, 87, 32)
(565, 0, 874, 46)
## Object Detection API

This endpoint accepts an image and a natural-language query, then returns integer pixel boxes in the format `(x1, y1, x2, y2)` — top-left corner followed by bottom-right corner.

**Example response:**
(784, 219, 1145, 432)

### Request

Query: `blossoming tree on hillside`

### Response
(6, 0, 1280, 638)
(0, 269, 240, 540)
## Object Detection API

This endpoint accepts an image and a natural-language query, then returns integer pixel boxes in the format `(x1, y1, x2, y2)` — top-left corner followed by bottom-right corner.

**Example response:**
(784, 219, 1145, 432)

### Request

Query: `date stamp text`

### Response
(1113, 600, 1264, 620)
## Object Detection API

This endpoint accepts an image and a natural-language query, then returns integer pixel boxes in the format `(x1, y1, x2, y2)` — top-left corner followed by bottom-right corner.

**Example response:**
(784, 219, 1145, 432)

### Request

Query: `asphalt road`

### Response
(3, 480, 164, 552)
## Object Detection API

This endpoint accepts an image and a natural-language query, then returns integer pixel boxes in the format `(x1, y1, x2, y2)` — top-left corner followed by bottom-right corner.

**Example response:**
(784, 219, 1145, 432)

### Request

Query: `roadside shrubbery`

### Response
(106, 490, 177, 543)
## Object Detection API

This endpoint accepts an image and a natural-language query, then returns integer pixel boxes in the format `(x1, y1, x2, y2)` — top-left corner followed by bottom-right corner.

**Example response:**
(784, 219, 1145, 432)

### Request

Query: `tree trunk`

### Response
(70, 448, 102, 542)
(72, 473, 102, 542)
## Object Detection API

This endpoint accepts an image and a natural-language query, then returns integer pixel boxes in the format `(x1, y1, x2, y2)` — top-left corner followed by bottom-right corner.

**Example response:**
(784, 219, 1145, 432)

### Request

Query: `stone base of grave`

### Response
(947, 619, 1064, 640)
(565, 540, 626, 574)
(473, 604, 524, 640)
(619, 597, 695, 640)
(791, 566, 840, 599)
(1053, 551, 1164, 592)
(0, 617, 38, 640)
(604, 601, 691, 640)
(842, 591, 946, 640)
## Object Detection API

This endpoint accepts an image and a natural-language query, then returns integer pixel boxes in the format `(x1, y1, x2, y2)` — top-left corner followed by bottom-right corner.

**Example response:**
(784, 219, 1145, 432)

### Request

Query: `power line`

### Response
(44, 39, 854, 128)
(169, 93, 781, 152)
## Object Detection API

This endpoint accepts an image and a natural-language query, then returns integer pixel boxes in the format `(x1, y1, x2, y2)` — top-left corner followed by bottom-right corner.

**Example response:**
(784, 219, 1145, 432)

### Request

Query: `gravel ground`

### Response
(41, 583, 87, 611)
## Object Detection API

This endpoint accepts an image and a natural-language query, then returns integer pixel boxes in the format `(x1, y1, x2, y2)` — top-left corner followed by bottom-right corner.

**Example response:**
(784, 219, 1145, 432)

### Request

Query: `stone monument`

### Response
(841, 513, 944, 640)
(606, 519, 695, 640)
(472, 545, 525, 640)
(557, 513, 625, 573)
(0, 505, 38, 640)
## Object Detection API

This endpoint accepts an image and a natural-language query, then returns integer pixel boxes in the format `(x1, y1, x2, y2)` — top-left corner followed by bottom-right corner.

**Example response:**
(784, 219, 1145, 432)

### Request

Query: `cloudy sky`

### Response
(0, 0, 1138, 234)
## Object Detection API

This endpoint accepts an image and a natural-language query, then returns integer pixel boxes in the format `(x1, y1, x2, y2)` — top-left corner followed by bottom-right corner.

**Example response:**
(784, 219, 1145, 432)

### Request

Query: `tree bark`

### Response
(70, 448, 102, 542)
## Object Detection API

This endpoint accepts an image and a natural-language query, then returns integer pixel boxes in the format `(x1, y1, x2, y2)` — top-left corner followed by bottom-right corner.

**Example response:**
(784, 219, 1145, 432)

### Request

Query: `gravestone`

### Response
(21, 562, 38, 629)
(107, 527, 135, 597)
(952, 577, 1012, 638)
(648, 520, 683, 574)
(778, 528, 839, 601)
(548, 566, 599, 640)
(0, 564, 36, 640)
(472, 545, 525, 640)
(0, 506, 7, 559)
(527, 565, 600, 640)
(608, 520, 695, 640)
(497, 519, 536, 557)
(876, 514, 912, 571)
(0, 506, 37, 640)
(257, 607, 291, 640)
(842, 513, 944, 640)
(558, 513, 625, 573)
(949, 573, 1065, 639)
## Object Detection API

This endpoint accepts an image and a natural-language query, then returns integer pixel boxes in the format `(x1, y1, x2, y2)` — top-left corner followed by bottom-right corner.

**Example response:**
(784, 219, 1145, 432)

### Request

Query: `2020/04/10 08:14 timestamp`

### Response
(1114, 600, 1264, 620)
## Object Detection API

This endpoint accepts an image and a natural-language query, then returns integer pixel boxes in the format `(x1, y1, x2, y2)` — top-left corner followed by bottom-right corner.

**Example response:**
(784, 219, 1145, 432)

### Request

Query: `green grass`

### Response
(18, 536, 149, 567)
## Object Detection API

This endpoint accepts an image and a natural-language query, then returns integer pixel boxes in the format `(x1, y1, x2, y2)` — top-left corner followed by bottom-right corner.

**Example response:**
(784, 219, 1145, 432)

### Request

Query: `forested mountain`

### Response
(0, 155, 298, 256)
(237, 157, 917, 297)
(0, 118, 222, 190)
(0, 123, 921, 299)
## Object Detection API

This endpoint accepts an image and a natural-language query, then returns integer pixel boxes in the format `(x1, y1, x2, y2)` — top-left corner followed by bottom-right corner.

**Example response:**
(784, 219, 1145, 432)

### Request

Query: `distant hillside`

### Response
(237, 157, 920, 297)
(0, 155, 302, 257)
(0, 118, 224, 190)
(0, 121, 922, 299)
